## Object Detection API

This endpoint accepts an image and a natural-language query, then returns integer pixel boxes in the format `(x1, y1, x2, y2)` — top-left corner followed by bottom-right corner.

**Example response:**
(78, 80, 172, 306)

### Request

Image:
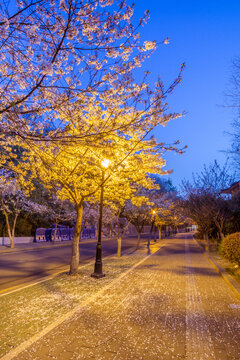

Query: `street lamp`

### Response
(91, 159, 110, 278)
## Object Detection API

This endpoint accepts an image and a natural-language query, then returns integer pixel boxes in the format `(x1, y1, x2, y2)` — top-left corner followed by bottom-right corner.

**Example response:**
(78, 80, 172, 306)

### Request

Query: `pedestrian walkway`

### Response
(6, 236, 240, 359)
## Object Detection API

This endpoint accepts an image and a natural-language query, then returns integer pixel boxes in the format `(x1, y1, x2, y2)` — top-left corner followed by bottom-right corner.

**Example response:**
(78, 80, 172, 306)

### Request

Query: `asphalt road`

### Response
(0, 237, 140, 293)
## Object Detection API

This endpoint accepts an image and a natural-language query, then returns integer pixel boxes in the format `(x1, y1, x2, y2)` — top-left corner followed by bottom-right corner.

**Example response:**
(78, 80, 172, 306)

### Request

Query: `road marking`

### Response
(185, 240, 215, 360)
(0, 244, 163, 360)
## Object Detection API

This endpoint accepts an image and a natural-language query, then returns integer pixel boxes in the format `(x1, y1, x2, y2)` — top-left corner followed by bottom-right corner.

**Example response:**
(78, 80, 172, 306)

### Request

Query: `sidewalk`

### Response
(1, 236, 240, 360)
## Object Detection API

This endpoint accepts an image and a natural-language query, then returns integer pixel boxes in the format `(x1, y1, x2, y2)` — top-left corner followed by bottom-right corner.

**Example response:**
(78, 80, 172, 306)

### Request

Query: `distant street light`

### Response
(91, 159, 110, 278)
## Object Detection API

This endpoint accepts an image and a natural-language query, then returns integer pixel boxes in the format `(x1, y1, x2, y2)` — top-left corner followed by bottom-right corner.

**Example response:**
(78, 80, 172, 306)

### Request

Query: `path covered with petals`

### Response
(12, 235, 240, 360)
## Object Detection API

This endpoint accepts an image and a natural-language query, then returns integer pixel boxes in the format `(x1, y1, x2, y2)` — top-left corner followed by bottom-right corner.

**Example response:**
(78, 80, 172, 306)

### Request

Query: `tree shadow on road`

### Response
(173, 266, 219, 276)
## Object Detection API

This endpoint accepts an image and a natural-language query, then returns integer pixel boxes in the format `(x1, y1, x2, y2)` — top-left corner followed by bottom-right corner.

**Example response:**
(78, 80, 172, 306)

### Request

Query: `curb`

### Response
(193, 238, 240, 301)
(0, 243, 164, 360)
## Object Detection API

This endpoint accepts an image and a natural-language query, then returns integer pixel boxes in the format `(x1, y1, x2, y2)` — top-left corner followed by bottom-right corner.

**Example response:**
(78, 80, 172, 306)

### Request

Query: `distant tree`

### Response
(181, 161, 234, 244)
(151, 190, 185, 240)
(122, 186, 153, 249)
(82, 203, 99, 232)
(226, 57, 240, 108)
(45, 195, 76, 243)
(0, 171, 47, 248)
(225, 57, 240, 171)
(224, 192, 240, 234)
(150, 174, 177, 193)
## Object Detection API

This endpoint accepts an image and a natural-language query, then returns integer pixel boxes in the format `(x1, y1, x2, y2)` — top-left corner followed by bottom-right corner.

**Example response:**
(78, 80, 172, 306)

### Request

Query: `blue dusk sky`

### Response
(133, 0, 240, 187)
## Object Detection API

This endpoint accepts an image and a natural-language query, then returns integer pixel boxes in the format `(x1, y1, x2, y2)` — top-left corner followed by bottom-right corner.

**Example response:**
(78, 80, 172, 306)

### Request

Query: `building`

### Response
(221, 180, 240, 197)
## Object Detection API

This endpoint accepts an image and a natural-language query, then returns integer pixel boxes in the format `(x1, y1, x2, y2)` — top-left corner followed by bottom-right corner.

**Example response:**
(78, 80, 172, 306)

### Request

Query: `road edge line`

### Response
(0, 244, 163, 360)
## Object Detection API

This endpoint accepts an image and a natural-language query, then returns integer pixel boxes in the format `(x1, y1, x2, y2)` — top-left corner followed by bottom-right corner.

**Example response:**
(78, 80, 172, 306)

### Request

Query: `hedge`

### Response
(221, 232, 240, 265)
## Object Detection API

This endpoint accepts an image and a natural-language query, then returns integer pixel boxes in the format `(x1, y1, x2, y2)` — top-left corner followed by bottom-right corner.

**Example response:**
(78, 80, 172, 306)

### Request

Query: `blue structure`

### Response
(34, 226, 95, 242)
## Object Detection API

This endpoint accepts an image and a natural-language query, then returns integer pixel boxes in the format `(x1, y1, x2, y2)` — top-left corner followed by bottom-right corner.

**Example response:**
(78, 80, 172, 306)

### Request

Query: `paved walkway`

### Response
(11, 235, 240, 359)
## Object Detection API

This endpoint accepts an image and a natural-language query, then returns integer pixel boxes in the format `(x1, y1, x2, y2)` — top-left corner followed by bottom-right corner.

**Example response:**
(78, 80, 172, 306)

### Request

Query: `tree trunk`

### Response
(204, 232, 210, 251)
(147, 237, 150, 254)
(219, 232, 224, 241)
(11, 212, 18, 248)
(150, 221, 154, 233)
(216, 221, 225, 242)
(117, 236, 122, 258)
(70, 203, 83, 275)
(154, 226, 157, 242)
(5, 213, 14, 249)
(3, 209, 19, 249)
(158, 225, 162, 242)
(136, 231, 141, 249)
(214, 217, 225, 243)
(53, 220, 58, 244)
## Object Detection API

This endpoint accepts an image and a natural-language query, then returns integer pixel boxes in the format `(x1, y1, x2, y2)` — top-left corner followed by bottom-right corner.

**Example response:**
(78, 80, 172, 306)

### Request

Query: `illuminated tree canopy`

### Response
(0, 0, 184, 142)
(0, 0, 186, 274)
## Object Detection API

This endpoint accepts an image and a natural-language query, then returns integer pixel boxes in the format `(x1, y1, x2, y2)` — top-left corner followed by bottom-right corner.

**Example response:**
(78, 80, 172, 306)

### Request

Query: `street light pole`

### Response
(91, 159, 109, 278)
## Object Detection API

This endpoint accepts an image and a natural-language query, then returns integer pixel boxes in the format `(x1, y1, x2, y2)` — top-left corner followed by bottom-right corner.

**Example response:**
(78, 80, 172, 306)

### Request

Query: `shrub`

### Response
(221, 232, 240, 265)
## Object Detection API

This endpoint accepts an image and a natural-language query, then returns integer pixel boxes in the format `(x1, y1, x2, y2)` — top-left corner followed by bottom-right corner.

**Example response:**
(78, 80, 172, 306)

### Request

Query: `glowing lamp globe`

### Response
(102, 159, 110, 168)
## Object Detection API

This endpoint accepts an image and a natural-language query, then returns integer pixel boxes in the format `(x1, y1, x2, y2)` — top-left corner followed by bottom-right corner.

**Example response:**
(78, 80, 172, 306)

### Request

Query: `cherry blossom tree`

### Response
(0, 0, 183, 143)
(82, 202, 98, 233)
(181, 161, 234, 245)
(1, 0, 186, 273)
(103, 196, 134, 258)
(18, 133, 167, 273)
(82, 202, 115, 239)
(44, 195, 76, 242)
(0, 170, 47, 248)
(152, 189, 185, 240)
(151, 194, 172, 241)
(122, 186, 154, 249)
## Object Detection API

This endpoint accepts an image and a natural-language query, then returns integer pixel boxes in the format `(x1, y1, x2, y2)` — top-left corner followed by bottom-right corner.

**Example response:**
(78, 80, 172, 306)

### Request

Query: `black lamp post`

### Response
(91, 159, 109, 278)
